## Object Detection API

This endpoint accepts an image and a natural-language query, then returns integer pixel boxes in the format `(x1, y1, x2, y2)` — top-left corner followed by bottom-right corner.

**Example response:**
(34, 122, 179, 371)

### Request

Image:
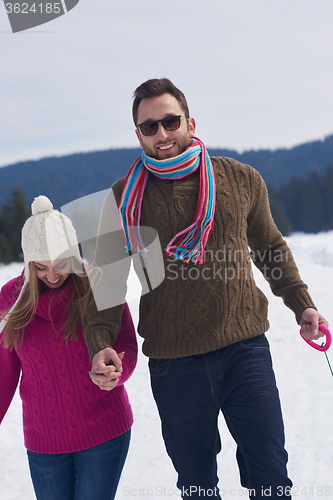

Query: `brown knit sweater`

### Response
(85, 157, 316, 360)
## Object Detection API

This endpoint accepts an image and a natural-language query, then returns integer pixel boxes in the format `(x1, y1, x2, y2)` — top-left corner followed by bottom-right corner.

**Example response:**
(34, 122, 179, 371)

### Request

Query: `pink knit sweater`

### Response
(0, 273, 138, 454)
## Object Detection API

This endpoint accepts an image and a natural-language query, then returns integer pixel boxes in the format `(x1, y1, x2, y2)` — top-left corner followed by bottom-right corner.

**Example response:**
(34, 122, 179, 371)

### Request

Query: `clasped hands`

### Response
(89, 348, 124, 391)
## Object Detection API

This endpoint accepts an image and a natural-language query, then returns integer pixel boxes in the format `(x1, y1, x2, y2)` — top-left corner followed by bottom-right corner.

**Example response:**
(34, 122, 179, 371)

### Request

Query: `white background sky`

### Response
(1, 0, 333, 168)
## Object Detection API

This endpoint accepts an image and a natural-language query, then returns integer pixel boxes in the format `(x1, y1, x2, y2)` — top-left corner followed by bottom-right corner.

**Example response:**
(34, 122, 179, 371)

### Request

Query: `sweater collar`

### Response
(35, 278, 72, 323)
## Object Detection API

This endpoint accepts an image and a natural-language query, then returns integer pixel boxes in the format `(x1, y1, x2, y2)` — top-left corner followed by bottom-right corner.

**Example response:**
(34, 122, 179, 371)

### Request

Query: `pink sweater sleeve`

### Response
(0, 278, 22, 424)
(0, 343, 21, 424)
(113, 303, 138, 385)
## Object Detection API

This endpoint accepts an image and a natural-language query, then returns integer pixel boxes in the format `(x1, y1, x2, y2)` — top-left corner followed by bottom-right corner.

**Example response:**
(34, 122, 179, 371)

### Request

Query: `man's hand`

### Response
(299, 308, 329, 341)
(89, 348, 124, 391)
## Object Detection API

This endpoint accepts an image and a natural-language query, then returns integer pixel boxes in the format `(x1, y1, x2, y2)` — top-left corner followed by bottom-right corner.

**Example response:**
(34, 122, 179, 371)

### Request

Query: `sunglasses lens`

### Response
(139, 116, 182, 136)
(140, 121, 158, 136)
(162, 116, 181, 131)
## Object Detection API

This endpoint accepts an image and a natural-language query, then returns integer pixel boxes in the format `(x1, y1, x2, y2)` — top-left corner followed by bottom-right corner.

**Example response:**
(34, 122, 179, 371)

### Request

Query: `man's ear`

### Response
(188, 117, 196, 137)
(135, 128, 143, 147)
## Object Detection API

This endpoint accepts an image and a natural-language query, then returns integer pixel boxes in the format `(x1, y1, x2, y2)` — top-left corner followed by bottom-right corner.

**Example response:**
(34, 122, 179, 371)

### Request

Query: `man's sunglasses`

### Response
(137, 115, 185, 137)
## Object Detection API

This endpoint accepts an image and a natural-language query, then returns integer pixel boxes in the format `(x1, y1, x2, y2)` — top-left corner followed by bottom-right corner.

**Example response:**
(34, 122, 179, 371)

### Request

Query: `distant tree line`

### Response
(0, 189, 30, 263)
(0, 166, 333, 263)
(1, 135, 333, 211)
(268, 165, 333, 235)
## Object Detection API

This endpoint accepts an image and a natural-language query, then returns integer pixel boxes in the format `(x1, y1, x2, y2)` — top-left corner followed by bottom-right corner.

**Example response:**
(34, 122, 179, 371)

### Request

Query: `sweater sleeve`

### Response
(247, 167, 316, 323)
(113, 303, 138, 385)
(0, 343, 21, 424)
(85, 181, 132, 361)
(0, 279, 22, 424)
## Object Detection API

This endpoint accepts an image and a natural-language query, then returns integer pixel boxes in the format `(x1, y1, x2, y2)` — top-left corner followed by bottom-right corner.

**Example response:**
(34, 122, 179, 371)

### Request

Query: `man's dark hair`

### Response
(132, 78, 190, 126)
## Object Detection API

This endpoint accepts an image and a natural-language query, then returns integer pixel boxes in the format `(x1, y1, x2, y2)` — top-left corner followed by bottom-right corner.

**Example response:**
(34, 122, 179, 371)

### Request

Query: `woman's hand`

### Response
(89, 348, 124, 391)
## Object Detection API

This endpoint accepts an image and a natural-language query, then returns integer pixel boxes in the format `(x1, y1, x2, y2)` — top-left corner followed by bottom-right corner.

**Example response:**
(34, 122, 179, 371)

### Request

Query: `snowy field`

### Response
(1, 231, 333, 499)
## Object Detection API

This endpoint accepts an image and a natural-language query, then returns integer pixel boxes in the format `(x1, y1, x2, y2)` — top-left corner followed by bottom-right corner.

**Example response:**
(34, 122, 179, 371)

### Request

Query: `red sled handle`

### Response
(300, 324, 332, 352)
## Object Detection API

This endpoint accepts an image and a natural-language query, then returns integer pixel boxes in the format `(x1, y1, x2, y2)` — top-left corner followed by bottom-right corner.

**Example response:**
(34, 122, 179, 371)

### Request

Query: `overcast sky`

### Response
(1, 0, 333, 168)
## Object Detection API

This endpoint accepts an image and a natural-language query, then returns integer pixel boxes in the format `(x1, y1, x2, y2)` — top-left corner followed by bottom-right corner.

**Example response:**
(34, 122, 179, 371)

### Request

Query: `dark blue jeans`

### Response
(27, 430, 131, 500)
(149, 335, 292, 499)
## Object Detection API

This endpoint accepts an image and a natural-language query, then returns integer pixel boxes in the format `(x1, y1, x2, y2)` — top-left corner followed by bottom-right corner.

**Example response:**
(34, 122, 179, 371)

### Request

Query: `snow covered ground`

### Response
(1, 231, 333, 499)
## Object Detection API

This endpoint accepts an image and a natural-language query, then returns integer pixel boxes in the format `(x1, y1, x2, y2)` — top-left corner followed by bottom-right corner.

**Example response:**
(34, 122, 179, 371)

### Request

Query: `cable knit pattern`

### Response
(0, 274, 137, 453)
(85, 157, 316, 360)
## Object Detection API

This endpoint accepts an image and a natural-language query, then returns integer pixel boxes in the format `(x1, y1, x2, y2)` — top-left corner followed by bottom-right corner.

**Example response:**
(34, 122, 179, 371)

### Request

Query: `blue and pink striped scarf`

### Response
(118, 137, 216, 264)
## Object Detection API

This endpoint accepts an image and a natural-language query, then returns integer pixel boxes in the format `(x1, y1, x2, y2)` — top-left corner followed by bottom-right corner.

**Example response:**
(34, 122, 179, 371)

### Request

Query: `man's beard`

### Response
(141, 131, 192, 160)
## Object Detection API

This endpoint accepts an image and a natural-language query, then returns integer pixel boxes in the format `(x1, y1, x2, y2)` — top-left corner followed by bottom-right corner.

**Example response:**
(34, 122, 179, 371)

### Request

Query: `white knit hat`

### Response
(22, 195, 81, 270)
(0, 195, 82, 333)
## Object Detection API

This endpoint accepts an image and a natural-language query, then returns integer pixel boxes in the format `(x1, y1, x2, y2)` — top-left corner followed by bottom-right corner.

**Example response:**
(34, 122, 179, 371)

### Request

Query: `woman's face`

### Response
(34, 258, 71, 289)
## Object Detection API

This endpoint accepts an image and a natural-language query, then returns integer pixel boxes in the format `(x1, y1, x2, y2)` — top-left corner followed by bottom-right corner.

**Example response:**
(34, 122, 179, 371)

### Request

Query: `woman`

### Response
(0, 195, 137, 500)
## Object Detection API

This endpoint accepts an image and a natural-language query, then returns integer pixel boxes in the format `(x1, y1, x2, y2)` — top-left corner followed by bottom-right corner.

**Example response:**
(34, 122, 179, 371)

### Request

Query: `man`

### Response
(86, 78, 328, 499)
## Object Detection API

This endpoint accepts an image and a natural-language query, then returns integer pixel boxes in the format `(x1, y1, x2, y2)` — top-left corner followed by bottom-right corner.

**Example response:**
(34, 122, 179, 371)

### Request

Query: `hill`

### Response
(209, 134, 333, 187)
(0, 135, 332, 210)
(0, 148, 141, 210)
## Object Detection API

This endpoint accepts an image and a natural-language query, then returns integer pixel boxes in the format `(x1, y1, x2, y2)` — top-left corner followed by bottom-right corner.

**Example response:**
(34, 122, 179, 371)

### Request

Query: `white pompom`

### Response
(31, 196, 53, 215)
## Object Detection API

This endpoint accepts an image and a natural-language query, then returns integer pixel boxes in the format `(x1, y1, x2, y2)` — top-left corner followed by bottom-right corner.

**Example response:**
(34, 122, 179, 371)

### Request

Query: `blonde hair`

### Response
(1, 258, 97, 350)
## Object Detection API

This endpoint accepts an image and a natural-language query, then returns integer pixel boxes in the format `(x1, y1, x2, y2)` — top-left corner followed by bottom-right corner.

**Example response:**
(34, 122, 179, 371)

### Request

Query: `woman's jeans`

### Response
(27, 430, 131, 500)
(149, 335, 293, 499)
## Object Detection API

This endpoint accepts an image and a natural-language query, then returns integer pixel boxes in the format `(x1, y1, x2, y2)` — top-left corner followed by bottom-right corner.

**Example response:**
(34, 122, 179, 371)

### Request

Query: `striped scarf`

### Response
(118, 137, 216, 264)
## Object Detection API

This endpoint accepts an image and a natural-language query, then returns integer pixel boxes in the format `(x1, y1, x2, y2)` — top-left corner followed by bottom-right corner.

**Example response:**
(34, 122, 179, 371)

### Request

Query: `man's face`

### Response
(135, 93, 196, 160)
